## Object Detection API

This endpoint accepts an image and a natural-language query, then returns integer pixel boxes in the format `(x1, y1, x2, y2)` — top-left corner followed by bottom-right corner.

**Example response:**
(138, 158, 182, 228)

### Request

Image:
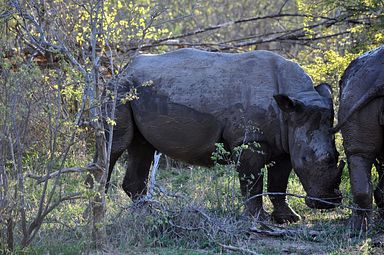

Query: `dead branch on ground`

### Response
(219, 243, 261, 255)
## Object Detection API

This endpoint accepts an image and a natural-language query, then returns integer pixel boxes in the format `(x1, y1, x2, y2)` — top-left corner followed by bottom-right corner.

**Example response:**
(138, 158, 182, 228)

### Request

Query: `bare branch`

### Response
(27, 163, 103, 184)
(278, 0, 290, 14)
(126, 12, 350, 51)
(8, 133, 28, 243)
(24, 192, 83, 247)
(249, 221, 322, 238)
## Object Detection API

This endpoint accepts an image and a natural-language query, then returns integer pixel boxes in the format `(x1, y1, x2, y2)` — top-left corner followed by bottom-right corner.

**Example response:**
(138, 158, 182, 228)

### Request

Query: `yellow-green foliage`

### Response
(73, 0, 169, 47)
(295, 0, 383, 91)
(300, 49, 361, 86)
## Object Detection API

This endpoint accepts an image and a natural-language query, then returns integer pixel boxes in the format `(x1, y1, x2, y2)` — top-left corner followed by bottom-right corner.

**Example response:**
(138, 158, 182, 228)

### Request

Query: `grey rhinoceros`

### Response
(107, 48, 342, 223)
(334, 45, 384, 231)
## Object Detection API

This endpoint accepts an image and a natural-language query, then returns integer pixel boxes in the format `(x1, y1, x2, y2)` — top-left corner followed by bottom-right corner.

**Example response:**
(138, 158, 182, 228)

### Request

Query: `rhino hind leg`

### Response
(237, 142, 270, 220)
(122, 132, 155, 200)
(267, 155, 301, 224)
(106, 148, 126, 192)
(106, 103, 134, 192)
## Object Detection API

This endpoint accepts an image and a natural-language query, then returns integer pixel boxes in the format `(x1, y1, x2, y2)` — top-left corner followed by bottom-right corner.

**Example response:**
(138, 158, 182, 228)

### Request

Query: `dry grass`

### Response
(23, 162, 384, 254)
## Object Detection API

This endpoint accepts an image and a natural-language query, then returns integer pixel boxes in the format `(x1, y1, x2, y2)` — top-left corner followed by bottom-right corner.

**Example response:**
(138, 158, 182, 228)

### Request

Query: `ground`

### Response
(24, 159, 384, 255)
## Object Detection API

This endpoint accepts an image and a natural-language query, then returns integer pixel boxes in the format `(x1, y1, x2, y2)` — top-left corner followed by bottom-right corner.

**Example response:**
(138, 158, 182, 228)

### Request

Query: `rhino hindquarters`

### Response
(122, 131, 155, 200)
(106, 103, 135, 192)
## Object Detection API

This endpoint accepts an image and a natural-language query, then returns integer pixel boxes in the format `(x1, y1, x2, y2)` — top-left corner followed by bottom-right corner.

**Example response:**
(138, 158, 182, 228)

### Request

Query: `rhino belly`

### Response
(130, 94, 223, 166)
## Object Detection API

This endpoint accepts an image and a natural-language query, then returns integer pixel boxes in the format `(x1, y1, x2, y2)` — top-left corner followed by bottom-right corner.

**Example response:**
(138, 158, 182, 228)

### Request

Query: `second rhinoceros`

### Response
(334, 45, 384, 231)
(107, 48, 342, 223)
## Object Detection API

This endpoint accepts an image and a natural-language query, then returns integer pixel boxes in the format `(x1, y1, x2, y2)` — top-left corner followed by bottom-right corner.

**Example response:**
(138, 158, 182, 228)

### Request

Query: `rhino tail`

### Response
(332, 82, 384, 133)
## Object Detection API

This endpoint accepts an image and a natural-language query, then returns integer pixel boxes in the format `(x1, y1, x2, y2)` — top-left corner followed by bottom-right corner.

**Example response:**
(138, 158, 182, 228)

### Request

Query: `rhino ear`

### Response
(315, 83, 333, 99)
(273, 94, 305, 113)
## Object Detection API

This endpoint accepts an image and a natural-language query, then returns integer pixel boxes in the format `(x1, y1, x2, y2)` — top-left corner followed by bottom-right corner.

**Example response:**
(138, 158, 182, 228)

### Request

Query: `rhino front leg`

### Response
(268, 155, 301, 224)
(237, 142, 270, 220)
(348, 155, 373, 232)
(123, 132, 155, 200)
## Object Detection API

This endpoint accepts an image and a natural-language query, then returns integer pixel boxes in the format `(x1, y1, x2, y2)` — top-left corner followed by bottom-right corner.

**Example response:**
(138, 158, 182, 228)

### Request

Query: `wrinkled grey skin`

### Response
(335, 45, 384, 231)
(107, 48, 342, 223)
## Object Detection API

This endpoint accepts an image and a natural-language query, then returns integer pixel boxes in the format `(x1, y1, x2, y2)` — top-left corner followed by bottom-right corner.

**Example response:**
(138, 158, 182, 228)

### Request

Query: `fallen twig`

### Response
(249, 221, 322, 239)
(219, 243, 261, 255)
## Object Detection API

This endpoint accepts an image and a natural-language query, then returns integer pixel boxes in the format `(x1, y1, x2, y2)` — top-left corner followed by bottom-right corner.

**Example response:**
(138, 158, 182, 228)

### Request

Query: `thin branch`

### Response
(278, 0, 290, 14)
(218, 31, 352, 51)
(126, 12, 349, 51)
(159, 13, 336, 42)
(8, 129, 28, 243)
(26, 163, 103, 184)
(24, 192, 83, 247)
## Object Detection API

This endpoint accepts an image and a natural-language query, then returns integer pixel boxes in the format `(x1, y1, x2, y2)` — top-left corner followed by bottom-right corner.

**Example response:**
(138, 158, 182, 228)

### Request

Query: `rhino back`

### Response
(127, 48, 314, 115)
(339, 46, 384, 119)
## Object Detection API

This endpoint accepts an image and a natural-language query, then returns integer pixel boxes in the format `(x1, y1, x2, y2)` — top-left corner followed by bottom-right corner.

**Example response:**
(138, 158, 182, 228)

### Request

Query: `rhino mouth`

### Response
(305, 190, 342, 209)
(304, 160, 344, 209)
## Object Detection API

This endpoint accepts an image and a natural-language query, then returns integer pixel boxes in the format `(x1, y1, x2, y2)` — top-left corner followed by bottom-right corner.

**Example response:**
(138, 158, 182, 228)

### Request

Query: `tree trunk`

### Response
(90, 125, 108, 249)
(6, 218, 14, 251)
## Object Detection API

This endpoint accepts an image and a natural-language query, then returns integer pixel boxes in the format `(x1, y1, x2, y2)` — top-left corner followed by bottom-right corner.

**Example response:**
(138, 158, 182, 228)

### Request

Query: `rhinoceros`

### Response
(334, 45, 384, 231)
(107, 48, 342, 223)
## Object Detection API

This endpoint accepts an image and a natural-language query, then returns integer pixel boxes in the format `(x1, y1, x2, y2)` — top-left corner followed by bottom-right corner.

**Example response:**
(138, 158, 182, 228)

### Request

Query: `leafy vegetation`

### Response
(1, 0, 383, 254)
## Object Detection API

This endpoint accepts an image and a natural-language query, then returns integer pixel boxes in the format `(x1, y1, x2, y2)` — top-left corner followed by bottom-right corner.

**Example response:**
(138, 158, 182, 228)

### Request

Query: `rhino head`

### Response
(274, 83, 342, 209)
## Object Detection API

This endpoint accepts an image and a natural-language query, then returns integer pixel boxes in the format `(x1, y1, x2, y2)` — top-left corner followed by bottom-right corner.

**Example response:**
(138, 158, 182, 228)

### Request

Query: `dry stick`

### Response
(249, 221, 322, 238)
(147, 151, 162, 199)
(219, 243, 261, 255)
